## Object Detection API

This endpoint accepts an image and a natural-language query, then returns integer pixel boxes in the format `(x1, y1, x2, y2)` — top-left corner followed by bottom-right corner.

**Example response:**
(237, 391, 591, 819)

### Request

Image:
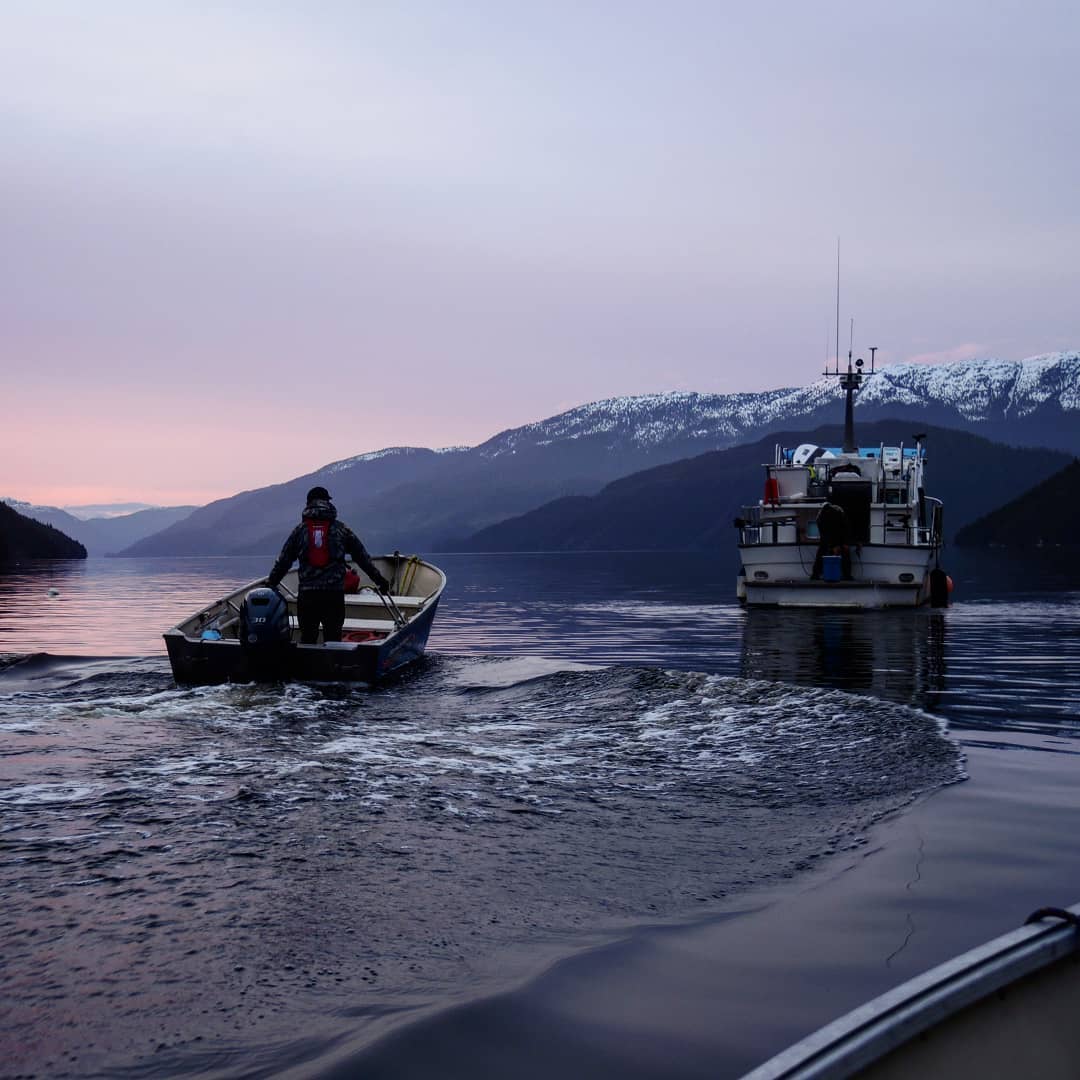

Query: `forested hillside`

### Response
(0, 502, 87, 563)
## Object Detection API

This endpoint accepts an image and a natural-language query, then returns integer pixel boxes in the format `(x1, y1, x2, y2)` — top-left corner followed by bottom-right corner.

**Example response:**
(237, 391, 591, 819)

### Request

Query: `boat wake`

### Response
(0, 652, 963, 1078)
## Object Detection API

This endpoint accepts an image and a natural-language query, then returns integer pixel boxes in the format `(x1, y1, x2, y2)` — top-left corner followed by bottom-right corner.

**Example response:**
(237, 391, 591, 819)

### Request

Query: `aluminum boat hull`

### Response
(164, 597, 439, 685)
(163, 556, 445, 686)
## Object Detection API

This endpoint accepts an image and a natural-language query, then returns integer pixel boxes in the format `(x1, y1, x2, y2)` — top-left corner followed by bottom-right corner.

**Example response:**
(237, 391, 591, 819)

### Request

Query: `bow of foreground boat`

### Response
(163, 555, 446, 685)
(743, 904, 1080, 1079)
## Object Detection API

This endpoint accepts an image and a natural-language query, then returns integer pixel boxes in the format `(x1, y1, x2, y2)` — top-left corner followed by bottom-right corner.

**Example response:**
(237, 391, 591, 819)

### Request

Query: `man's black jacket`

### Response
(267, 499, 386, 593)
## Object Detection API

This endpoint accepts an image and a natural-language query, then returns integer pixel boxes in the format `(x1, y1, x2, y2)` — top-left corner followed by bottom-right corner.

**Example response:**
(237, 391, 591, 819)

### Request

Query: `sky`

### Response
(4, 1, 1079, 507)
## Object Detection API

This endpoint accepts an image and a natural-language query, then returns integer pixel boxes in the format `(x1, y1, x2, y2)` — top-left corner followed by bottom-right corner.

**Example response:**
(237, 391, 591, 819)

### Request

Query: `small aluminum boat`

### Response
(744, 904, 1080, 1079)
(164, 555, 445, 685)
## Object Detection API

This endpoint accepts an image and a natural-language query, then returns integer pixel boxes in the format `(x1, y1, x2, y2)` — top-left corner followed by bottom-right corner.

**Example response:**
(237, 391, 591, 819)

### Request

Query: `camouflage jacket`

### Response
(267, 500, 386, 593)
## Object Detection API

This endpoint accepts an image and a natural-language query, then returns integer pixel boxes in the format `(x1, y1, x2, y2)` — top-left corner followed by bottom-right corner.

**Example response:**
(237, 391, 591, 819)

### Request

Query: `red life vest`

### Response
(306, 520, 331, 568)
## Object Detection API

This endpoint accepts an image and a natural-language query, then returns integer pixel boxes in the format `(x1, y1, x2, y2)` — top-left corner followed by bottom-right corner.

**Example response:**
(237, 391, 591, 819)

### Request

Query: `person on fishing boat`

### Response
(811, 500, 853, 581)
(267, 486, 390, 644)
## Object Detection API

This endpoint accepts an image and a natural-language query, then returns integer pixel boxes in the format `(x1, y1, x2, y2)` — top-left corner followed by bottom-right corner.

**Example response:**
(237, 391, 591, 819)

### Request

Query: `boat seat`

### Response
(345, 594, 423, 608)
(288, 617, 402, 631)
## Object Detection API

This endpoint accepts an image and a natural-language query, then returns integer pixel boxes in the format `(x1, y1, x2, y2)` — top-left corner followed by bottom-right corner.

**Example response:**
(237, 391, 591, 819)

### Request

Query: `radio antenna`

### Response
(821, 243, 876, 452)
(834, 237, 840, 373)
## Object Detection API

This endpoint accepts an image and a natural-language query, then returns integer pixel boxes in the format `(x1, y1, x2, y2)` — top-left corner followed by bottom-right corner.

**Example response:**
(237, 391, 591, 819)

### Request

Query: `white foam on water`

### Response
(0, 782, 106, 806)
(445, 655, 602, 688)
(0, 658, 963, 834)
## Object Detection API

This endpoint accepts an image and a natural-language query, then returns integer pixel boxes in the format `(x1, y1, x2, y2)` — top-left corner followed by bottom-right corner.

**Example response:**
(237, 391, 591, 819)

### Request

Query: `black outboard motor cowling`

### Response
(240, 588, 292, 648)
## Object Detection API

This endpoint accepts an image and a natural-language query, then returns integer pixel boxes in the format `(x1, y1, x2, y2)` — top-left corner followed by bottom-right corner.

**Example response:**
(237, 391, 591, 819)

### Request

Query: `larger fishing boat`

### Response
(736, 349, 948, 608)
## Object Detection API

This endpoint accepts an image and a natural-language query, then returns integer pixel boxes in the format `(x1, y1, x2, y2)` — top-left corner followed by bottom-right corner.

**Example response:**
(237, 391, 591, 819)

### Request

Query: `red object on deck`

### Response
(763, 477, 780, 505)
(342, 629, 385, 643)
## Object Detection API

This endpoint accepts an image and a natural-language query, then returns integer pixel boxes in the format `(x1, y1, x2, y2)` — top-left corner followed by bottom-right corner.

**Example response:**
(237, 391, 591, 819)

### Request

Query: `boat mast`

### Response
(840, 349, 862, 453)
(824, 344, 876, 453)
(824, 243, 876, 452)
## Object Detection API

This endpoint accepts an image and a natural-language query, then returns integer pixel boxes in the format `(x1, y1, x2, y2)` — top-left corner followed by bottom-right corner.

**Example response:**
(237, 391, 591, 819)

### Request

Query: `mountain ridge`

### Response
(473, 351, 1080, 458)
(118, 352, 1080, 557)
(955, 459, 1080, 549)
(0, 502, 87, 562)
(1, 500, 197, 556)
(451, 423, 1072, 553)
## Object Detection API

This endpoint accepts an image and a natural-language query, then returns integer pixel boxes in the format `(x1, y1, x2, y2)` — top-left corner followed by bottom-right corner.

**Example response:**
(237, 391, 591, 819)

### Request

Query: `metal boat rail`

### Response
(743, 904, 1080, 1079)
(737, 499, 942, 550)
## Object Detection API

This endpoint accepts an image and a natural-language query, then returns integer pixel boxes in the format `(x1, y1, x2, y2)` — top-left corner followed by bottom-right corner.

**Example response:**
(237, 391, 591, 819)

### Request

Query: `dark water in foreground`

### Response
(2, 551, 1079, 1078)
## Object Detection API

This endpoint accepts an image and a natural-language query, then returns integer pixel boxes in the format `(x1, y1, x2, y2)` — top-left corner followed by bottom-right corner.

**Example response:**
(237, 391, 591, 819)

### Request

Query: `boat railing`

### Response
(926, 497, 944, 547)
(739, 498, 943, 549)
(736, 505, 802, 546)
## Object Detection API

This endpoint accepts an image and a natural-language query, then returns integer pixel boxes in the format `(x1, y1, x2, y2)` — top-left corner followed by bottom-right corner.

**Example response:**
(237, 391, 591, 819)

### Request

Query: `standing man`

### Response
(267, 486, 391, 644)
(811, 500, 853, 581)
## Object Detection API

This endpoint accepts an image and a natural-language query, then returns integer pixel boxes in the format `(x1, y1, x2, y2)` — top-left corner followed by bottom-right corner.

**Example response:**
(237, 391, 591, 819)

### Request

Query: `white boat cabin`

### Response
(738, 441, 942, 551)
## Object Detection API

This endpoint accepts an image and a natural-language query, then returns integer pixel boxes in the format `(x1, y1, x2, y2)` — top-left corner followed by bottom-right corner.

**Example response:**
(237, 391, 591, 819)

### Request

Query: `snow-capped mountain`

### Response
(63, 502, 161, 520)
(122, 351, 1080, 557)
(323, 445, 469, 475)
(456, 420, 1073, 554)
(477, 351, 1080, 458)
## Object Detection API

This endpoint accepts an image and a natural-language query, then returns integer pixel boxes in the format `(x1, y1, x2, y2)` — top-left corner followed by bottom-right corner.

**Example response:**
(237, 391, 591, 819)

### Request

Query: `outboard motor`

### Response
(239, 587, 292, 677)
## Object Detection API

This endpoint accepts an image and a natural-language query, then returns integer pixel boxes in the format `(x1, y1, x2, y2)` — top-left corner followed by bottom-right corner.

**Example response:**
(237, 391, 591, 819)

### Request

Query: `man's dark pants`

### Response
(298, 590, 346, 644)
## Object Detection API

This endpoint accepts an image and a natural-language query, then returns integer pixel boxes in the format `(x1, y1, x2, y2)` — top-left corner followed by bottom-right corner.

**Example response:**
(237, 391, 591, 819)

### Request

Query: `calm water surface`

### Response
(1, 551, 1079, 1078)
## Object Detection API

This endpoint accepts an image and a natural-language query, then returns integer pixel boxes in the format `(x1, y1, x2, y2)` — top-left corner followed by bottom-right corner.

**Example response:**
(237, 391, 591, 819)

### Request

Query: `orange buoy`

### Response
(946, 575, 954, 593)
(763, 477, 780, 505)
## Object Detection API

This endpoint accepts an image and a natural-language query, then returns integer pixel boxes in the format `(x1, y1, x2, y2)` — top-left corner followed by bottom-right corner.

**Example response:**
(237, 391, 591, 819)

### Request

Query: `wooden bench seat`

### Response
(346, 594, 423, 608)
(289, 617, 399, 631)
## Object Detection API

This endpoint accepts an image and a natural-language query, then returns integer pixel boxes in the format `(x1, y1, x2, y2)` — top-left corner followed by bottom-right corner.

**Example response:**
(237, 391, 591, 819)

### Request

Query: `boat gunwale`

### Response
(165, 555, 446, 645)
(742, 903, 1080, 1079)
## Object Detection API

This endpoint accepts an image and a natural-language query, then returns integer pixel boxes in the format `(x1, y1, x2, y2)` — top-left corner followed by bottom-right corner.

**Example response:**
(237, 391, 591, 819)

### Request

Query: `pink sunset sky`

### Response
(4, 1, 1079, 508)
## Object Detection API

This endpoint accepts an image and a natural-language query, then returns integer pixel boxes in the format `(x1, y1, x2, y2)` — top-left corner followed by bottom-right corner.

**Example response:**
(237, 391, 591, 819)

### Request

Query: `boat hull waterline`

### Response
(739, 541, 936, 608)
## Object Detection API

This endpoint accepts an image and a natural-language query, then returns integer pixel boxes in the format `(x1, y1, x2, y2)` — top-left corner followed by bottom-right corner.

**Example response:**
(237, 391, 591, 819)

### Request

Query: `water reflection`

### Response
(2, 552, 1079, 739)
(741, 608, 947, 713)
(0, 557, 268, 656)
